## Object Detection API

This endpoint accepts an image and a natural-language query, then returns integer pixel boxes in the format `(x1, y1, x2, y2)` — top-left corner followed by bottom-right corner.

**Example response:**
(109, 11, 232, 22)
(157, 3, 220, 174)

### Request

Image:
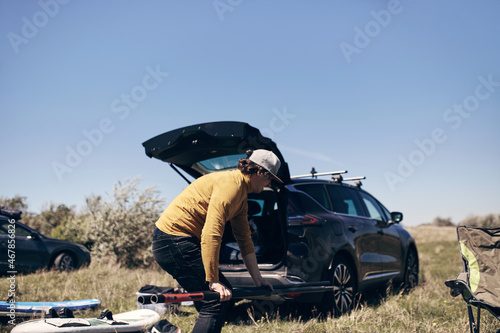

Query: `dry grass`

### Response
(2, 225, 499, 332)
(407, 226, 458, 243)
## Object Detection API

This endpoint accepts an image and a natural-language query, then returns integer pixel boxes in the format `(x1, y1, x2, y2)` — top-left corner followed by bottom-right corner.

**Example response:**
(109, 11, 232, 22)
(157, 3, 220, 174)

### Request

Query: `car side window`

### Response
(381, 204, 392, 221)
(326, 185, 364, 216)
(0, 220, 9, 235)
(0, 220, 32, 237)
(359, 191, 387, 222)
(16, 225, 33, 237)
(294, 184, 332, 211)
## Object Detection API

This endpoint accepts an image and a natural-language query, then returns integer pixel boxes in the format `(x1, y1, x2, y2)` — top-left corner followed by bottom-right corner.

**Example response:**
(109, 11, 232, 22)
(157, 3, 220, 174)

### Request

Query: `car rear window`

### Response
(293, 184, 332, 210)
(197, 154, 246, 171)
(287, 191, 327, 216)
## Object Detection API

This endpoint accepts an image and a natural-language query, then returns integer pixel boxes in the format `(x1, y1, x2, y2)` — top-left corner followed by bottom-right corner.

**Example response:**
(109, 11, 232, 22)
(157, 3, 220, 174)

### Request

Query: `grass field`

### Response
(1, 226, 499, 332)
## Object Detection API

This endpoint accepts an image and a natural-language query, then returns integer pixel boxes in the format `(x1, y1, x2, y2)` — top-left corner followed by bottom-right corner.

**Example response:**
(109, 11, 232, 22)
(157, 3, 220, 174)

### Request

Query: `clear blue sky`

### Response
(1, 0, 499, 226)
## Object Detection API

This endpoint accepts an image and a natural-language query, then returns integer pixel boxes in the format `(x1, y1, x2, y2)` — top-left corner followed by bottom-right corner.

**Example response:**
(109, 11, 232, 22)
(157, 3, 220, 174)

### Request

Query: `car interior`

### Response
(220, 188, 285, 266)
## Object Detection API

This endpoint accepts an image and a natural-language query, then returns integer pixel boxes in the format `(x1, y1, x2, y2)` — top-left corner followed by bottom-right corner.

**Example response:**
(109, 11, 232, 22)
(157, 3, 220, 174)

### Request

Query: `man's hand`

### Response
(242, 252, 274, 292)
(209, 281, 232, 302)
(254, 277, 274, 291)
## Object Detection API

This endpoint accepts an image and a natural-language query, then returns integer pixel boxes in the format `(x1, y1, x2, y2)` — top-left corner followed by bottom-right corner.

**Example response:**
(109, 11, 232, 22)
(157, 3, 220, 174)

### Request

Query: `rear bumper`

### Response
(223, 272, 329, 303)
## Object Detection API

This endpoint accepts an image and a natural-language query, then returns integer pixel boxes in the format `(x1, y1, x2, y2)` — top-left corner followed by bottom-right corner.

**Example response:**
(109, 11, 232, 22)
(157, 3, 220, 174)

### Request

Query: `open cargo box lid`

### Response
(142, 121, 290, 184)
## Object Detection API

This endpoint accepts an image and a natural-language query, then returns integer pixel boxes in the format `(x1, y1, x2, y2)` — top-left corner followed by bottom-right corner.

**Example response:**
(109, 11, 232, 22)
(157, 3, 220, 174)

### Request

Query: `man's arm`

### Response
(242, 252, 274, 291)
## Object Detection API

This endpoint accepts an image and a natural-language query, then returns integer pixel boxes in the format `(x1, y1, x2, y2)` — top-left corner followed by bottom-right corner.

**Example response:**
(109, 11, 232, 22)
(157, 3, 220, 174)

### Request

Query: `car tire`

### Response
(53, 252, 76, 272)
(323, 255, 357, 317)
(404, 248, 419, 290)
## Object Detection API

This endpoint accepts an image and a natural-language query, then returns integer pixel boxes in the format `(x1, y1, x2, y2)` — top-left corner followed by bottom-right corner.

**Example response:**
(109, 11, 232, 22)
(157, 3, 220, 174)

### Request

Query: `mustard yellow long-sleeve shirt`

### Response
(156, 169, 255, 282)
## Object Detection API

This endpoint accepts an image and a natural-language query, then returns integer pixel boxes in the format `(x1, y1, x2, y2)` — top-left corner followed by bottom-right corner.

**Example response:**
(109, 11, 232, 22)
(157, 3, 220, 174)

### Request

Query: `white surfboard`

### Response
(11, 308, 160, 333)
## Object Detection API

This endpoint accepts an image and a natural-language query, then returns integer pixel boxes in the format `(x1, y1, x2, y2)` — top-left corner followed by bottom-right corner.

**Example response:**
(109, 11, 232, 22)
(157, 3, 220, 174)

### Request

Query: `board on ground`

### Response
(0, 299, 101, 317)
(11, 308, 160, 333)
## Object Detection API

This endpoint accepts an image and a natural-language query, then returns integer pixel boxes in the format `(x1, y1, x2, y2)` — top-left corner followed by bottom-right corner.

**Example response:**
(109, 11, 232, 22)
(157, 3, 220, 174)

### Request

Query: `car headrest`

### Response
(248, 201, 262, 216)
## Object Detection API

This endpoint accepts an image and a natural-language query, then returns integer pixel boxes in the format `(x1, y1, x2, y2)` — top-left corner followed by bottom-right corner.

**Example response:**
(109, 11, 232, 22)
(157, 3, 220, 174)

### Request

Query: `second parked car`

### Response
(0, 212, 91, 274)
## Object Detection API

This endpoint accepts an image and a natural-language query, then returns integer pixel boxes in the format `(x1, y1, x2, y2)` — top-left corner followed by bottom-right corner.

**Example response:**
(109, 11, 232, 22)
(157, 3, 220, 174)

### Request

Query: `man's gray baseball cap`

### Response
(248, 149, 283, 184)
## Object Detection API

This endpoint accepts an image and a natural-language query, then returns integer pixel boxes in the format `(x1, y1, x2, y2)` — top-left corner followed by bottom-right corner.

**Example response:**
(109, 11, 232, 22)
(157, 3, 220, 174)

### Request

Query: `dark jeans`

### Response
(152, 228, 232, 333)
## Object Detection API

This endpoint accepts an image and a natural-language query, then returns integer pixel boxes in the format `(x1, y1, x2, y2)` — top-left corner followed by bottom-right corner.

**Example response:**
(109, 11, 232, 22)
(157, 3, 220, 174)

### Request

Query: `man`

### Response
(149, 149, 282, 333)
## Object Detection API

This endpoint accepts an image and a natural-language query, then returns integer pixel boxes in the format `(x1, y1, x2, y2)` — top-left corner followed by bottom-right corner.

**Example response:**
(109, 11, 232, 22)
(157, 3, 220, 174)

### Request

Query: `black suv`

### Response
(142, 121, 419, 315)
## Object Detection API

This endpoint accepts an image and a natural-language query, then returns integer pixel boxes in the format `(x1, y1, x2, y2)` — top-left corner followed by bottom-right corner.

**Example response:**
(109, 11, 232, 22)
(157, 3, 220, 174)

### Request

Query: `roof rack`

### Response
(290, 168, 348, 179)
(337, 176, 366, 187)
(291, 168, 366, 187)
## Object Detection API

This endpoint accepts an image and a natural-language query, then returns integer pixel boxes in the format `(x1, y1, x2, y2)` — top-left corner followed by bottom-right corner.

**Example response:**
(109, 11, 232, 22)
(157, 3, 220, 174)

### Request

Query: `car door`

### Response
(326, 185, 384, 280)
(0, 220, 47, 272)
(358, 191, 403, 276)
(142, 121, 290, 184)
(0, 218, 13, 271)
(286, 185, 335, 281)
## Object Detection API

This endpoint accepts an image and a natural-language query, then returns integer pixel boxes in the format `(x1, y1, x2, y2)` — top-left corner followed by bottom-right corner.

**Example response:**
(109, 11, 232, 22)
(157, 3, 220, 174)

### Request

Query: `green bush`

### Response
(0, 195, 28, 211)
(33, 203, 74, 236)
(85, 177, 165, 268)
(51, 213, 92, 247)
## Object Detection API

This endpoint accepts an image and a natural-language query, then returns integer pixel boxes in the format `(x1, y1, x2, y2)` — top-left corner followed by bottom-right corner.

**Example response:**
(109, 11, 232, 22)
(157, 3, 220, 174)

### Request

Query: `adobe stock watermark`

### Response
(7, 0, 72, 54)
(51, 65, 169, 182)
(212, 0, 243, 21)
(384, 74, 499, 192)
(339, 0, 409, 64)
(237, 107, 295, 156)
(6, 218, 17, 326)
(260, 107, 296, 140)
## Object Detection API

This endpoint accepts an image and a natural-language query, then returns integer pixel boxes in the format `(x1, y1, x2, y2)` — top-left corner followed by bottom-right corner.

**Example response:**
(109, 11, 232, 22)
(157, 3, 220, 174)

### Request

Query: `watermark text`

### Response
(51, 65, 168, 182)
(7, 0, 72, 54)
(384, 74, 499, 191)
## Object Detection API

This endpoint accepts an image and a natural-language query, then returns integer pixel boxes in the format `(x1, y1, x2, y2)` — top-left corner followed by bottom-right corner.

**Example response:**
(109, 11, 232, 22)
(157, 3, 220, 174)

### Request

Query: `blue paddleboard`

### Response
(0, 299, 101, 313)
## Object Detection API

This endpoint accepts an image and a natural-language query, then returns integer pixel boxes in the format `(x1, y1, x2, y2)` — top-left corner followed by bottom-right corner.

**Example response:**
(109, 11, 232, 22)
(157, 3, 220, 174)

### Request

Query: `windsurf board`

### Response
(11, 308, 160, 333)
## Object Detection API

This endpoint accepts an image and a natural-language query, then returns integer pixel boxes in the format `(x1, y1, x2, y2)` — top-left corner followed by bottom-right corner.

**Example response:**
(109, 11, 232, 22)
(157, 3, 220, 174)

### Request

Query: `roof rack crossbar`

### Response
(291, 170, 347, 179)
(343, 176, 366, 181)
(340, 176, 365, 187)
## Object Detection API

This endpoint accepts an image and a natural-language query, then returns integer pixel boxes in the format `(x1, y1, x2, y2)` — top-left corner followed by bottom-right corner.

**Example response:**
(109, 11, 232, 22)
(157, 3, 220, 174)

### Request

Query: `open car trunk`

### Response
(142, 121, 289, 271)
(219, 188, 287, 271)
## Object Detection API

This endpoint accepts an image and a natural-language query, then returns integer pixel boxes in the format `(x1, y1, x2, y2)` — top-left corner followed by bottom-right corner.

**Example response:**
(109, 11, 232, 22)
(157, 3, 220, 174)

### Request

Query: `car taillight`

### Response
(288, 214, 320, 226)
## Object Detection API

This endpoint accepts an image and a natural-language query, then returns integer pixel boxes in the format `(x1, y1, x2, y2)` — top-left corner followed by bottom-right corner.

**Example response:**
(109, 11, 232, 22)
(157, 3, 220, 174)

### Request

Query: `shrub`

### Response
(85, 177, 165, 268)
(431, 216, 454, 227)
(0, 194, 28, 211)
(459, 213, 500, 228)
(0, 195, 75, 237)
(32, 203, 75, 236)
(51, 213, 92, 247)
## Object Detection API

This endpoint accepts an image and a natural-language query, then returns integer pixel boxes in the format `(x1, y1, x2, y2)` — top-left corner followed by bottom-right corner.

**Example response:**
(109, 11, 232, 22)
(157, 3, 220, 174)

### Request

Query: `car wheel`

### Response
(53, 252, 76, 272)
(404, 248, 419, 290)
(324, 256, 357, 317)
